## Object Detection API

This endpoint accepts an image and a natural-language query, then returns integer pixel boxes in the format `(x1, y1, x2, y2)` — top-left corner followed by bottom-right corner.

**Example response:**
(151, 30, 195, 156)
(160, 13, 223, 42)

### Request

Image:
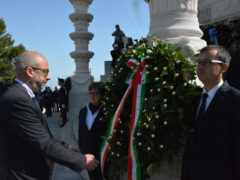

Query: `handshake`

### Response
(68, 145, 99, 171)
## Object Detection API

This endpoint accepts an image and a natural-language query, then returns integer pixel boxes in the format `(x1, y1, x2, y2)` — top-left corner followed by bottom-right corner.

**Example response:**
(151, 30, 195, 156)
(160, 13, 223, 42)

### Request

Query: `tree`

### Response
(0, 18, 25, 84)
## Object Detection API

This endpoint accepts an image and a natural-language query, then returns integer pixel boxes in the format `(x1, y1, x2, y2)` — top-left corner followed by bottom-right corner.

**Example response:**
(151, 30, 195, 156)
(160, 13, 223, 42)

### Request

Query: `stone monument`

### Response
(145, 0, 206, 58)
(68, 0, 94, 121)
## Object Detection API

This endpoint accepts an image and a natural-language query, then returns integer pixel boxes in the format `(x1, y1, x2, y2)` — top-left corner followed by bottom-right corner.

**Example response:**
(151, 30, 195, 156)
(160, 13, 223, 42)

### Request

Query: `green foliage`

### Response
(102, 38, 201, 179)
(0, 18, 25, 83)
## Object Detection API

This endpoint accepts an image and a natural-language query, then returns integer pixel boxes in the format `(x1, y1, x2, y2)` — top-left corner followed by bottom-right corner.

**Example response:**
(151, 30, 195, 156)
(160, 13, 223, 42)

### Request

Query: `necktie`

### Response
(32, 97, 41, 110)
(196, 93, 208, 121)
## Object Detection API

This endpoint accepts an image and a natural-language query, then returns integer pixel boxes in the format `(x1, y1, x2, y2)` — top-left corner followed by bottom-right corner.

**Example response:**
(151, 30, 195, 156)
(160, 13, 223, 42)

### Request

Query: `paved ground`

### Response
(46, 111, 89, 180)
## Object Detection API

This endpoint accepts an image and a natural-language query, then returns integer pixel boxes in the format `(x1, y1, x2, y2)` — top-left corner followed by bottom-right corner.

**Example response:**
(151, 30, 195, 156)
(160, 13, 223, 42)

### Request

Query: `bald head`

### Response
(15, 51, 47, 77)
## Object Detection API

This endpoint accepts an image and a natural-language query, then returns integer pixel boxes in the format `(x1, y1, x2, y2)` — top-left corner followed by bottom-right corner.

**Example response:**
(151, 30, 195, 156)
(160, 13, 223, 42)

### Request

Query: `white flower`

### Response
(184, 82, 187, 86)
(147, 147, 151, 151)
(111, 152, 115, 155)
(146, 71, 150, 74)
(157, 88, 161, 92)
(175, 73, 179, 77)
(172, 91, 176, 95)
(150, 89, 153, 93)
(163, 67, 167, 70)
(160, 144, 164, 149)
(117, 141, 121, 145)
(176, 60, 181, 64)
(163, 121, 168, 125)
(155, 115, 159, 119)
(119, 120, 122, 124)
(164, 104, 167, 108)
(162, 81, 166, 85)
(138, 142, 142, 146)
(117, 154, 120, 157)
(120, 130, 124, 133)
(163, 99, 167, 102)
(147, 49, 152, 54)
(145, 56, 150, 59)
(145, 124, 149, 128)
(151, 134, 155, 138)
(155, 77, 159, 81)
(170, 85, 174, 89)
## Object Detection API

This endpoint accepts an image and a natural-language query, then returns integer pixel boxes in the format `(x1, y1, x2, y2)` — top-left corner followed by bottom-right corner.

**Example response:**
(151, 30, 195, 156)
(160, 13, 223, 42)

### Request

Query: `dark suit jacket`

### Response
(78, 105, 106, 180)
(0, 82, 86, 180)
(59, 85, 68, 110)
(78, 105, 106, 160)
(181, 82, 240, 180)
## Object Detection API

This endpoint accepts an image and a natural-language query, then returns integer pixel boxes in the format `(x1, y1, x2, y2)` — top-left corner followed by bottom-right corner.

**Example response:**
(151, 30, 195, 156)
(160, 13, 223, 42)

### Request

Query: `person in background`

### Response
(112, 24, 125, 51)
(181, 45, 240, 180)
(126, 37, 134, 49)
(225, 19, 240, 90)
(78, 82, 107, 180)
(58, 78, 68, 127)
(110, 42, 121, 67)
(43, 86, 53, 117)
(0, 51, 99, 180)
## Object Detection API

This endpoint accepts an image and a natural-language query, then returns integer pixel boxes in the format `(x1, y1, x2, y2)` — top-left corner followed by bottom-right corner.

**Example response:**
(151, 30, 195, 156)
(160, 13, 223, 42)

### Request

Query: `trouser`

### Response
(60, 108, 67, 125)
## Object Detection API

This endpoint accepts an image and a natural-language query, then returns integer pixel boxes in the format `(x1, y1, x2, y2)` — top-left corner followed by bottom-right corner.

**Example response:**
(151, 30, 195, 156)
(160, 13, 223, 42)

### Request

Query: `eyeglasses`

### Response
(196, 59, 224, 67)
(31, 67, 49, 76)
(87, 92, 100, 97)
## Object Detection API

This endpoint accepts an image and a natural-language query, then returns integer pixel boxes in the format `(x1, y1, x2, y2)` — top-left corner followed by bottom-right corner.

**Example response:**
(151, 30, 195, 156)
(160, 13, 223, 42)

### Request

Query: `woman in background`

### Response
(78, 82, 106, 180)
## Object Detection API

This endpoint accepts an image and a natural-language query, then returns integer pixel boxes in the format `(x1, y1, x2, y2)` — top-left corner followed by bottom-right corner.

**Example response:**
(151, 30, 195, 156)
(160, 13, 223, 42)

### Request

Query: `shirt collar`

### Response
(202, 80, 223, 98)
(15, 78, 35, 98)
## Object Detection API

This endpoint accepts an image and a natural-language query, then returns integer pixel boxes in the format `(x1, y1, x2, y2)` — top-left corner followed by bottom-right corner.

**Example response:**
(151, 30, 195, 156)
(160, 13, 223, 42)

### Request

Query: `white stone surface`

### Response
(145, 0, 206, 57)
(198, 0, 240, 25)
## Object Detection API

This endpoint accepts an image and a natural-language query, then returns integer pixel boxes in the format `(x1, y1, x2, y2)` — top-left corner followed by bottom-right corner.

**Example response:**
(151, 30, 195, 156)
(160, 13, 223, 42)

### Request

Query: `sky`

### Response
(0, 0, 150, 89)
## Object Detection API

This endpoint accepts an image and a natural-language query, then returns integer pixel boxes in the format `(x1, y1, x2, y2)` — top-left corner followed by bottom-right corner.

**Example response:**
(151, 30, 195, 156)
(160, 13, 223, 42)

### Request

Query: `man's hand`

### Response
(84, 154, 99, 171)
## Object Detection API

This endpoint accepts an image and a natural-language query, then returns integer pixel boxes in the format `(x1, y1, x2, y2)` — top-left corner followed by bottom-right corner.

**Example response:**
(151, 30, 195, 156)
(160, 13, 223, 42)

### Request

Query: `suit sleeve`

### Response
(9, 97, 86, 173)
(232, 96, 240, 180)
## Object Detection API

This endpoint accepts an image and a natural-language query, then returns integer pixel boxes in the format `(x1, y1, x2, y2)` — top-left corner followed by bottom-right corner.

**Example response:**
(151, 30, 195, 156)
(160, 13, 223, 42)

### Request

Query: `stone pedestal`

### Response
(145, 0, 206, 57)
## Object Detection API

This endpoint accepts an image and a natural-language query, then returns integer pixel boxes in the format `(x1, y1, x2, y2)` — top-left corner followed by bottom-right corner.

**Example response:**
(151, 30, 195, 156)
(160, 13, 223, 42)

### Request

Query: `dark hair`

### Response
(88, 82, 105, 97)
(200, 45, 231, 64)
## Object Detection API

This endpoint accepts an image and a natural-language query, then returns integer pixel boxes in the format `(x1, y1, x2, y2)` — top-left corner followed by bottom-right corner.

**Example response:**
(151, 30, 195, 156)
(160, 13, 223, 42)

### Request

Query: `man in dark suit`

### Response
(181, 45, 240, 180)
(58, 78, 68, 127)
(0, 51, 99, 180)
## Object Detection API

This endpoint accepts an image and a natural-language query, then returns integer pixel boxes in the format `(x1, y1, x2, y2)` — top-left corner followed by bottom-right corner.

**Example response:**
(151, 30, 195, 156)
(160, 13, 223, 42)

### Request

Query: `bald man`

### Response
(0, 51, 99, 180)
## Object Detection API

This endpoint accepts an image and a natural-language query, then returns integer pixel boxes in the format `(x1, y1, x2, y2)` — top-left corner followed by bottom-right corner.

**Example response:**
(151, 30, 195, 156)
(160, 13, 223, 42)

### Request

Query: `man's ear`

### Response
(25, 67, 34, 78)
(222, 63, 229, 73)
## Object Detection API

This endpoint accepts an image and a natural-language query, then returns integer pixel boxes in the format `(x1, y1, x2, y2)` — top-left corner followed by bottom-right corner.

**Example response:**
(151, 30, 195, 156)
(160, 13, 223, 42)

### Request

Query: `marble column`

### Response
(69, 0, 94, 121)
(145, 0, 206, 57)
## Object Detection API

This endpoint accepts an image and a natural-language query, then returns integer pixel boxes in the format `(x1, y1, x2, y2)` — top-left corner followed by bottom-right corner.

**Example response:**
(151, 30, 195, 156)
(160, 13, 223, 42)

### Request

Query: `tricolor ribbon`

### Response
(100, 55, 147, 180)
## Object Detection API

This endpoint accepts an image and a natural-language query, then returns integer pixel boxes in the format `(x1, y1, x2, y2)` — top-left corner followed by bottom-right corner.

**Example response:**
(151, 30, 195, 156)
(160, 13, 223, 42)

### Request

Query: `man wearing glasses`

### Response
(181, 45, 240, 180)
(0, 51, 99, 180)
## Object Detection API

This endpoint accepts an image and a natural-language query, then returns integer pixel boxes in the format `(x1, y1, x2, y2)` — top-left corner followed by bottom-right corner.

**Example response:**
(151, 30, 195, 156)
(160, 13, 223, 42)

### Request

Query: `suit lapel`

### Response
(198, 82, 229, 126)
